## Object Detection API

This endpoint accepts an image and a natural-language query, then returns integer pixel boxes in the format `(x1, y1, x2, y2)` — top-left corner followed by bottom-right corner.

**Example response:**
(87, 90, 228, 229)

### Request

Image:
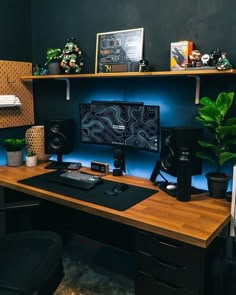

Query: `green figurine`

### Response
(60, 38, 83, 74)
(216, 52, 232, 71)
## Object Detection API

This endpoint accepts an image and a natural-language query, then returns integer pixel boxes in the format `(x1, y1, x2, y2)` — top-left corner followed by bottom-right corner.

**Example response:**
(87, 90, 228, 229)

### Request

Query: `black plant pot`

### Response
(206, 172, 230, 199)
(48, 62, 61, 75)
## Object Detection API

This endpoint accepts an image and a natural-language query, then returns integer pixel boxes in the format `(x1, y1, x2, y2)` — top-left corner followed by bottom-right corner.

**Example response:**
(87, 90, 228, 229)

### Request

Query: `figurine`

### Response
(201, 54, 210, 66)
(216, 52, 232, 71)
(189, 50, 202, 67)
(139, 59, 149, 72)
(208, 48, 221, 66)
(60, 38, 83, 74)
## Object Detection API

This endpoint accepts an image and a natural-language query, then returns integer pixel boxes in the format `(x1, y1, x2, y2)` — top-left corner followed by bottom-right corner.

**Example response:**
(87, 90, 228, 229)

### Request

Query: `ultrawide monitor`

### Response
(79, 101, 160, 153)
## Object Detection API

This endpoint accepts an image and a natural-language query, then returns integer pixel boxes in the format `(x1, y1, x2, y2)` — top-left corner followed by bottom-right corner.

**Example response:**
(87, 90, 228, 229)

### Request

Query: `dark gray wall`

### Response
(31, 0, 236, 72)
(1, 0, 236, 188)
(0, 0, 32, 158)
(0, 0, 32, 61)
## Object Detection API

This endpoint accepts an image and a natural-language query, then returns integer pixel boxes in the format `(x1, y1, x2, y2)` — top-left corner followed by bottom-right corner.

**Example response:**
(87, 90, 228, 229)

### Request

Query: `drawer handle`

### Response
(157, 258, 185, 270)
(153, 275, 179, 291)
(159, 240, 184, 249)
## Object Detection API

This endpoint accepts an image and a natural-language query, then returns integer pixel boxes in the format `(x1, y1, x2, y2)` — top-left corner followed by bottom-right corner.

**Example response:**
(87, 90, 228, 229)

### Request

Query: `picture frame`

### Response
(95, 28, 144, 73)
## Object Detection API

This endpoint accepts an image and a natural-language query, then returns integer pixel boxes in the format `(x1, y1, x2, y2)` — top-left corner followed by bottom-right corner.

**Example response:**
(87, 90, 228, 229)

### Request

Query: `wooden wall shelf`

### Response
(20, 69, 236, 104)
(20, 69, 236, 80)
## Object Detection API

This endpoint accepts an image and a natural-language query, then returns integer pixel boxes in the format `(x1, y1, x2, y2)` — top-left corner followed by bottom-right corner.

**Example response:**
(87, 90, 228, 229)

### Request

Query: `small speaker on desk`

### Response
(160, 127, 203, 177)
(113, 148, 125, 176)
(44, 119, 74, 161)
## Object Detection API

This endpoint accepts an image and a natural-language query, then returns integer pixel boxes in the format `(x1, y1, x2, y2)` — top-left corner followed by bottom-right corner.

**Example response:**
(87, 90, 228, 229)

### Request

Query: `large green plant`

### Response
(195, 91, 236, 172)
(3, 138, 25, 151)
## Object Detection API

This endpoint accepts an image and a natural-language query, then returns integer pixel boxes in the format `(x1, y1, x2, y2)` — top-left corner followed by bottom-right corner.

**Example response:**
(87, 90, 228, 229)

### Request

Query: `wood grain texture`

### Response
(0, 163, 230, 248)
(21, 69, 236, 80)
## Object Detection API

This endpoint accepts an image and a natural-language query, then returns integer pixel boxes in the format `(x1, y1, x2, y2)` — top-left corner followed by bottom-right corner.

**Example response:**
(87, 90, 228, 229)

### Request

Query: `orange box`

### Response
(170, 41, 193, 71)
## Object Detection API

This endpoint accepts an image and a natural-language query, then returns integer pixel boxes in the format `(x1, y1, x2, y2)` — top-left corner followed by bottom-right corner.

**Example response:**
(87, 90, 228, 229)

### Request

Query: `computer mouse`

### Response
(166, 184, 176, 191)
(113, 182, 129, 193)
(104, 182, 129, 196)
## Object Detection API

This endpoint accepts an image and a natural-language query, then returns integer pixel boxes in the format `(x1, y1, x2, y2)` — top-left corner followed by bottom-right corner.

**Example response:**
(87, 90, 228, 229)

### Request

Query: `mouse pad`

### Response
(18, 171, 158, 211)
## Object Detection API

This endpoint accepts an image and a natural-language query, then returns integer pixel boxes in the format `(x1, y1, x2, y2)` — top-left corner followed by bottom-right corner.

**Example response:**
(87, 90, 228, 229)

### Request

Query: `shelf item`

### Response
(0, 95, 21, 108)
(25, 125, 50, 162)
(21, 69, 236, 104)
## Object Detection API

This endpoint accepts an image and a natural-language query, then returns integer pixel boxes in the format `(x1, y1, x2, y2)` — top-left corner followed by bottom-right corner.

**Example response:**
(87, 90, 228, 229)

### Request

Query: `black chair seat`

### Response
(0, 230, 64, 295)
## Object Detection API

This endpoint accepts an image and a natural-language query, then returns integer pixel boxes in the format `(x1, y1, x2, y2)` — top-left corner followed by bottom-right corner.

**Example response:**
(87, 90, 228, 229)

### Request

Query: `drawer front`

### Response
(136, 231, 202, 267)
(137, 251, 200, 289)
(135, 271, 198, 295)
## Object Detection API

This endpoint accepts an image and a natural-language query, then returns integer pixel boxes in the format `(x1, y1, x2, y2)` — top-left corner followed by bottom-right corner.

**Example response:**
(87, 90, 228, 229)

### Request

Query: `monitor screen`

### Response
(79, 102, 160, 152)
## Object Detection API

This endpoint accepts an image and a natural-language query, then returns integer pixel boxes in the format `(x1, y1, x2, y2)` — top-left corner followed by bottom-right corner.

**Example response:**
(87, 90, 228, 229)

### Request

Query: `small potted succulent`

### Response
(3, 138, 25, 167)
(195, 91, 236, 198)
(45, 48, 62, 75)
(25, 150, 37, 167)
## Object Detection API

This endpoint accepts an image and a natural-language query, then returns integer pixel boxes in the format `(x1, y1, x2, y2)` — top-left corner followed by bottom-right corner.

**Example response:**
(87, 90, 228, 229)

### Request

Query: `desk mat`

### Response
(18, 171, 157, 211)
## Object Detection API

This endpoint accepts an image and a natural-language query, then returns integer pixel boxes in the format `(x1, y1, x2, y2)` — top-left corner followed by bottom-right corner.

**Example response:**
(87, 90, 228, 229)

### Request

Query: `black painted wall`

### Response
(0, 0, 32, 147)
(31, 0, 236, 72)
(1, 0, 236, 189)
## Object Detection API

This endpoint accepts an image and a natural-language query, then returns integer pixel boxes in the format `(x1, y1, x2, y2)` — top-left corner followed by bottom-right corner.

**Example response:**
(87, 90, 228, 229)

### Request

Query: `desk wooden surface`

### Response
(0, 163, 231, 248)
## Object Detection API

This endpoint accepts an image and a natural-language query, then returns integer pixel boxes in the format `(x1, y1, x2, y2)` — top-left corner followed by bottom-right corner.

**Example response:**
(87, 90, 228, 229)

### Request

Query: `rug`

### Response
(54, 257, 135, 295)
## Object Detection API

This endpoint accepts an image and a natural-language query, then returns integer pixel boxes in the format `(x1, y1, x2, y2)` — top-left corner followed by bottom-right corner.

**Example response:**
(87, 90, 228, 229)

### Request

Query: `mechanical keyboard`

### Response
(50, 171, 103, 190)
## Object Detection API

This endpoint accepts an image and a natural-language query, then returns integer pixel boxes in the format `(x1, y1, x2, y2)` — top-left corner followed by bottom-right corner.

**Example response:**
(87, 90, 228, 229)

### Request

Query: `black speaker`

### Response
(160, 127, 203, 177)
(113, 148, 126, 176)
(44, 119, 74, 159)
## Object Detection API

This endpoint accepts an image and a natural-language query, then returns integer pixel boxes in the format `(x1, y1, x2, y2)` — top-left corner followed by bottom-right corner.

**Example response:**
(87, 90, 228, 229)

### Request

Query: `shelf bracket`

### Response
(192, 75, 200, 104)
(55, 78, 70, 101)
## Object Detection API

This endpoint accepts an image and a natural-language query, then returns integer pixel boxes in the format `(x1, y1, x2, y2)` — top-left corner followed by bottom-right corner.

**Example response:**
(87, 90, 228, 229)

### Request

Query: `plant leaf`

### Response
(216, 92, 234, 117)
(219, 152, 236, 166)
(198, 105, 221, 124)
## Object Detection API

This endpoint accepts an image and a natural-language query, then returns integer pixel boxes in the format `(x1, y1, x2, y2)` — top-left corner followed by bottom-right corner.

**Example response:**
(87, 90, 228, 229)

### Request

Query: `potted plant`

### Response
(195, 91, 236, 198)
(45, 48, 62, 75)
(3, 138, 25, 167)
(25, 150, 37, 167)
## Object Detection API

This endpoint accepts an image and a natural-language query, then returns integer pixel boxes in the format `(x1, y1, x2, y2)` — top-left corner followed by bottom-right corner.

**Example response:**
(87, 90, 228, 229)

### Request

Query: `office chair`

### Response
(0, 190, 64, 295)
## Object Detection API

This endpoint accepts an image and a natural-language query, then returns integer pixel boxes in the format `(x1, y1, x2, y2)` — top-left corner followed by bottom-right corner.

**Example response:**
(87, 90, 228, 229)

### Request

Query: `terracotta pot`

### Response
(206, 172, 230, 199)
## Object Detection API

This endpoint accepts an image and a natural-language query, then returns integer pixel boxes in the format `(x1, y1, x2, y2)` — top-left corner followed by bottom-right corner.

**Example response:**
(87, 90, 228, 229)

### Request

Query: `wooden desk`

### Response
(0, 163, 230, 248)
(0, 163, 231, 295)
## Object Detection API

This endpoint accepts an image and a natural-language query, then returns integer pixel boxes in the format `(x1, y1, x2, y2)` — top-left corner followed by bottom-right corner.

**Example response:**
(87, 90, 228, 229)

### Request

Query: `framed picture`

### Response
(95, 28, 144, 73)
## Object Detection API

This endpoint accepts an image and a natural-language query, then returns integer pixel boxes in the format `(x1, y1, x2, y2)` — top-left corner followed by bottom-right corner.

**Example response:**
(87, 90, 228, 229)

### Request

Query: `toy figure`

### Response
(208, 48, 221, 66)
(189, 50, 202, 67)
(60, 38, 83, 74)
(201, 54, 210, 66)
(216, 52, 232, 71)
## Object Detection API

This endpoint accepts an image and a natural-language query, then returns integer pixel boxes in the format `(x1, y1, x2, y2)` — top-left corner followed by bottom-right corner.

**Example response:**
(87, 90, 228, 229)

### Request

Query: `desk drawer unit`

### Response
(135, 231, 204, 295)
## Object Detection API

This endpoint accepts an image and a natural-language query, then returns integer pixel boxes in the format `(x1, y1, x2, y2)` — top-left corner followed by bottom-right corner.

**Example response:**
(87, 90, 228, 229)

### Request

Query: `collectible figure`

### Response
(60, 38, 83, 74)
(208, 48, 222, 66)
(189, 50, 202, 67)
(216, 52, 232, 71)
(139, 59, 149, 72)
(201, 54, 210, 66)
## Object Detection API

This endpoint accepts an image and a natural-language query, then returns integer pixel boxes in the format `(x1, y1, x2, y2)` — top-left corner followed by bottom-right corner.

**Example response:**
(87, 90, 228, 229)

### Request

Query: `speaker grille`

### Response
(44, 119, 74, 155)
(160, 127, 203, 177)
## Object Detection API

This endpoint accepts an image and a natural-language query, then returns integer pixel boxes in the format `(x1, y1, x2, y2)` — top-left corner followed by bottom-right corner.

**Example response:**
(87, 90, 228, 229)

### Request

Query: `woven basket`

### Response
(25, 125, 50, 162)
